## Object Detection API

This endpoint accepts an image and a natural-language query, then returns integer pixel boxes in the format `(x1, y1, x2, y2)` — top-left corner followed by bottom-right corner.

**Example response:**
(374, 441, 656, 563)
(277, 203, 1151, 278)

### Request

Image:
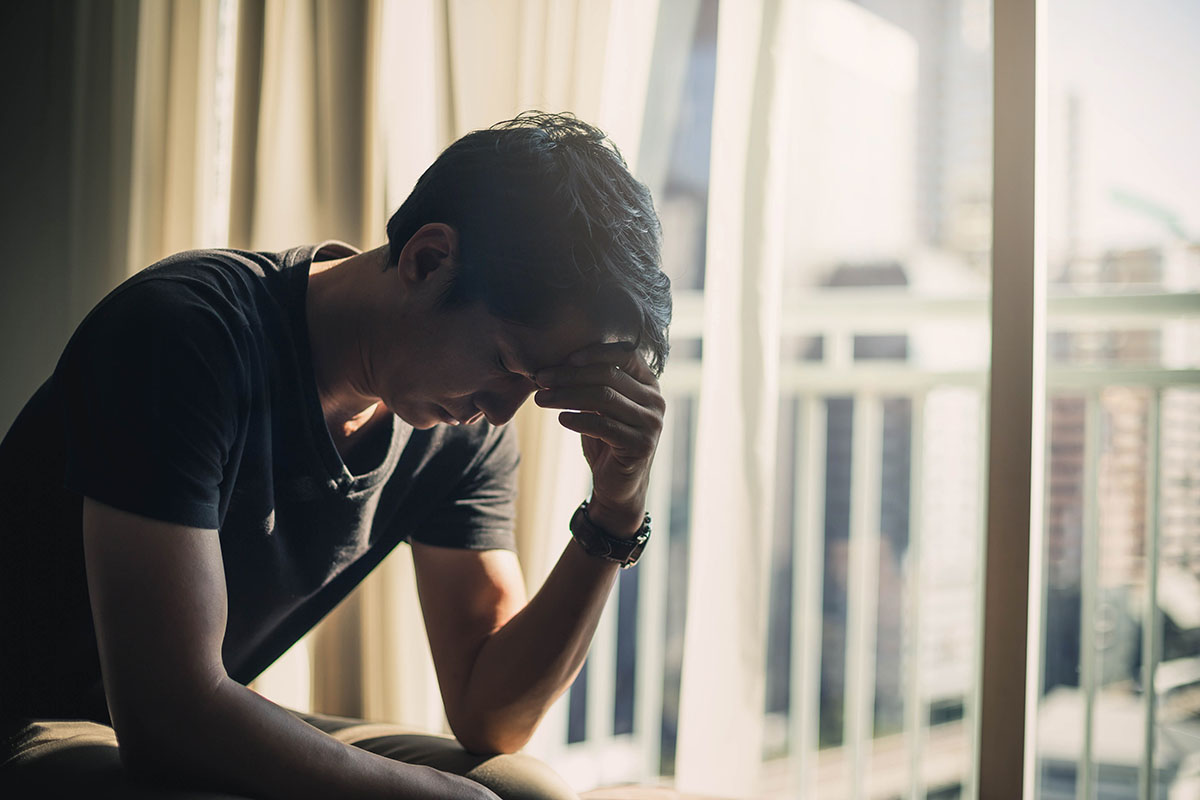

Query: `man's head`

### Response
(385, 112, 671, 377)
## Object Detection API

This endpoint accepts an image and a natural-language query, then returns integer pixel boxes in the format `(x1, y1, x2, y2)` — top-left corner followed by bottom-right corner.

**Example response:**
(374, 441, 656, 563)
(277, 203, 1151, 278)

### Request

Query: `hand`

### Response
(533, 342, 666, 537)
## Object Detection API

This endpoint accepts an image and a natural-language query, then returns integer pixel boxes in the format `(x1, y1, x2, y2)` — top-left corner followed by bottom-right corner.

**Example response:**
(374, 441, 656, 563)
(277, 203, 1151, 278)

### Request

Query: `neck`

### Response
(305, 246, 390, 430)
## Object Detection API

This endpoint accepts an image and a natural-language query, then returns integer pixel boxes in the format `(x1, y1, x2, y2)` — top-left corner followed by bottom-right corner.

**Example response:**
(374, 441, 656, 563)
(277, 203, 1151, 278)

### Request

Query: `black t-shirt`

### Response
(0, 243, 519, 722)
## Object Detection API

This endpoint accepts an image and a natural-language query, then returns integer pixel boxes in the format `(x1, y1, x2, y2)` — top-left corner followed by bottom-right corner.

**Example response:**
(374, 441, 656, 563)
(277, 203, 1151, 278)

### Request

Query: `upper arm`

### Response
(60, 280, 242, 531)
(82, 497, 229, 750)
(411, 543, 527, 718)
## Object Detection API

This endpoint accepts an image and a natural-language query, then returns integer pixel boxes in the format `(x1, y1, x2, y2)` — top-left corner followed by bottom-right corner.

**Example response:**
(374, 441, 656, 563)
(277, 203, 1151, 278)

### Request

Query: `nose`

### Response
(473, 379, 537, 427)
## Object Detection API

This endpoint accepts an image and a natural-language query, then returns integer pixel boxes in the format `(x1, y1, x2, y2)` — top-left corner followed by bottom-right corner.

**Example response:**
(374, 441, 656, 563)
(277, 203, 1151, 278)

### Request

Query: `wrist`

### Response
(569, 500, 652, 569)
(584, 496, 645, 540)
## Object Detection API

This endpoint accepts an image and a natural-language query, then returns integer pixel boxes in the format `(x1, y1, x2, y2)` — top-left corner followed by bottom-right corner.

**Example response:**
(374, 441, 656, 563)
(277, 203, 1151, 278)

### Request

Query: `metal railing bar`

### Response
(636, 408, 673, 777)
(780, 369, 987, 393)
(779, 368, 1198, 394)
(846, 394, 884, 799)
(587, 588, 618, 747)
(1139, 390, 1161, 800)
(1045, 369, 1200, 390)
(665, 360, 1200, 398)
(905, 391, 927, 800)
(671, 290, 1198, 340)
(791, 396, 827, 798)
(772, 291, 1199, 328)
(966, 387, 989, 800)
(1078, 391, 1101, 800)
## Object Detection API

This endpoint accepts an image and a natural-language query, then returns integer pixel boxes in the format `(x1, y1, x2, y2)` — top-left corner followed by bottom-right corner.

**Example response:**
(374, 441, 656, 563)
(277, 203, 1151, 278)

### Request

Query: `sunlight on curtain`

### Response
(126, 0, 236, 273)
(672, 0, 789, 795)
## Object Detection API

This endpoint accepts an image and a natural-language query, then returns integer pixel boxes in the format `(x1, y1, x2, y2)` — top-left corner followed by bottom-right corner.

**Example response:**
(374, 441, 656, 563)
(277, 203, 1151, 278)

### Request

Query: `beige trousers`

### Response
(0, 709, 578, 800)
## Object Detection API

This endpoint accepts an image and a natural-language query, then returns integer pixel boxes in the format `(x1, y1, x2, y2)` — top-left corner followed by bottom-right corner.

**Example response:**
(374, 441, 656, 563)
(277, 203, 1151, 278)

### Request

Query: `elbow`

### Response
(115, 738, 163, 782)
(108, 672, 231, 778)
(112, 723, 183, 782)
(450, 714, 535, 756)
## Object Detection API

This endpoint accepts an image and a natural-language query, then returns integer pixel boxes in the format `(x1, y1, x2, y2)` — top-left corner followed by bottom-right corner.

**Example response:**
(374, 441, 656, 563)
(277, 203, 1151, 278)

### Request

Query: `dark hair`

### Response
(385, 111, 671, 376)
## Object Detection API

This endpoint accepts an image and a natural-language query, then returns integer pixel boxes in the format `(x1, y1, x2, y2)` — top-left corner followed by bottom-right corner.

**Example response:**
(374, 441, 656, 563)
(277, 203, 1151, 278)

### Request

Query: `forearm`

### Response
(120, 675, 493, 800)
(453, 538, 622, 753)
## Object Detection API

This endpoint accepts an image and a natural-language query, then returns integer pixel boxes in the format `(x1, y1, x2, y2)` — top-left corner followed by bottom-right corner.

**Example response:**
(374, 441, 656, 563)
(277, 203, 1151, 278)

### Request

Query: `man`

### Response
(0, 112, 671, 799)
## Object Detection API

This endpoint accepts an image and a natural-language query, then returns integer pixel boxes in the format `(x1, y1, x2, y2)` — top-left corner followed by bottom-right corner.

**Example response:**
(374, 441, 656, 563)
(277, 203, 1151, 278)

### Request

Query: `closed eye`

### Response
(498, 353, 536, 383)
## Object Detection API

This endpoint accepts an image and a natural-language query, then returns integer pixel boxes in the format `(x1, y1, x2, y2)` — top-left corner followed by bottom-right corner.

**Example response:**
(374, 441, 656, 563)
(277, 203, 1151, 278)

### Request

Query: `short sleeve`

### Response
(411, 424, 519, 551)
(57, 279, 245, 530)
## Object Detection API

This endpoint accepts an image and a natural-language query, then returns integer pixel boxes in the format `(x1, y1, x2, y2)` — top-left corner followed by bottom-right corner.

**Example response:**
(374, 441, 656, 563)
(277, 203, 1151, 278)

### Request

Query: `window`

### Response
(545, 1, 1199, 797)
(1034, 1, 1200, 797)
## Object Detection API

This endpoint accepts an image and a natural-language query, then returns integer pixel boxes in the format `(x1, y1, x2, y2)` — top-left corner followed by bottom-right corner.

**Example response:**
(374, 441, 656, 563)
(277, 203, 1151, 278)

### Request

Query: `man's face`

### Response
(375, 299, 612, 430)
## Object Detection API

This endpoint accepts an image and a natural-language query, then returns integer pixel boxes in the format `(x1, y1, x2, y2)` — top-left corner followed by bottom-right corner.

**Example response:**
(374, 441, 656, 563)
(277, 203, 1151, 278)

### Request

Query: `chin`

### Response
(386, 402, 439, 430)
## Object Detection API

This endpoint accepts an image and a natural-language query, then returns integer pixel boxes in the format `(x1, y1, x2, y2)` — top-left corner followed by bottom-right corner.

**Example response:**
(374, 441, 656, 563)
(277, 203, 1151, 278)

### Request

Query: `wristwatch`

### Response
(569, 500, 652, 568)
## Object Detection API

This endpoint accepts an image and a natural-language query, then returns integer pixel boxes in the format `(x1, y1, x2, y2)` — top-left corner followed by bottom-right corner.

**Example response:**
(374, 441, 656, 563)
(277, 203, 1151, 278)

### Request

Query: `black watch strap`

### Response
(569, 501, 651, 568)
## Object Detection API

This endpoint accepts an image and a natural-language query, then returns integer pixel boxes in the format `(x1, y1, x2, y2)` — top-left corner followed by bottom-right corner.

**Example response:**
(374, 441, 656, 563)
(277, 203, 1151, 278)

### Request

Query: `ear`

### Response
(396, 223, 458, 285)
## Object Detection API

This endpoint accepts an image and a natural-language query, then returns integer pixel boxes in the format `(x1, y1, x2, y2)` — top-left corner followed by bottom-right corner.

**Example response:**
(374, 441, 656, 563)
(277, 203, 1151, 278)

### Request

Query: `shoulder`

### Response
(58, 248, 294, 378)
(90, 248, 280, 330)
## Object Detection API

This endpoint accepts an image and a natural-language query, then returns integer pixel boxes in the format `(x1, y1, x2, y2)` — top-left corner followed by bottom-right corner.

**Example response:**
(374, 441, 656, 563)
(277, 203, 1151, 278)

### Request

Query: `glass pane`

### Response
(1037, 1, 1200, 797)
(764, 0, 992, 795)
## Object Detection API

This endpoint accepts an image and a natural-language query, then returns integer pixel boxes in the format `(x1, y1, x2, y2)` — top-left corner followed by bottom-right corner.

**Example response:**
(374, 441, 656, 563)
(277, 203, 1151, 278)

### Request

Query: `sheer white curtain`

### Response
(674, 1, 790, 795)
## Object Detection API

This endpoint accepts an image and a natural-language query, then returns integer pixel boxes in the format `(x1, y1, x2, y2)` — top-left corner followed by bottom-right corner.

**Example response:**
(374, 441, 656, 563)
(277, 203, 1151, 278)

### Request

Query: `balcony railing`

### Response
(532, 287, 1200, 799)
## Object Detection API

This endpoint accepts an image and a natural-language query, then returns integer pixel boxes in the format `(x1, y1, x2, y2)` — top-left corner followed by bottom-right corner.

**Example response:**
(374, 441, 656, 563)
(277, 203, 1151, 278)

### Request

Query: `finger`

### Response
(535, 384, 660, 429)
(534, 363, 663, 410)
(558, 342, 658, 384)
(557, 411, 658, 458)
(564, 340, 634, 366)
(535, 362, 625, 388)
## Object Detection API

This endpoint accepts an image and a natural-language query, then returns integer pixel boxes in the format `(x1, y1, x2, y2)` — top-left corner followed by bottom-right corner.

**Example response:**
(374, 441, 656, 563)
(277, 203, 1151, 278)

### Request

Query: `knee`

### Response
(465, 751, 579, 800)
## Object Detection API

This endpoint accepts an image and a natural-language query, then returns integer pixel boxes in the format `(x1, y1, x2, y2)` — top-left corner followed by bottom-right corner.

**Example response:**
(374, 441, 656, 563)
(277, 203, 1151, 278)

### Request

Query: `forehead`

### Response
(496, 311, 617, 374)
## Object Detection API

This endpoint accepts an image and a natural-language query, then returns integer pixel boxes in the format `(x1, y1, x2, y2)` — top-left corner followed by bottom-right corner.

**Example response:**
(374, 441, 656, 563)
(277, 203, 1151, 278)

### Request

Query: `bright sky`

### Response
(1050, 0, 1200, 250)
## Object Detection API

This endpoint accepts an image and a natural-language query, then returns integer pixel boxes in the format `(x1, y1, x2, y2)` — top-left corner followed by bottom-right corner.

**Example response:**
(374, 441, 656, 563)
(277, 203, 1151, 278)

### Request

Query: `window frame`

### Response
(978, 0, 1046, 797)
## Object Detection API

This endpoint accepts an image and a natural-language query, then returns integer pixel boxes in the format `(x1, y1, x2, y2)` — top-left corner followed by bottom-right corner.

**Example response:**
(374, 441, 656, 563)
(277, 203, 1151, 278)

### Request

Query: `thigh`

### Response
(0, 718, 252, 799)
(294, 710, 579, 800)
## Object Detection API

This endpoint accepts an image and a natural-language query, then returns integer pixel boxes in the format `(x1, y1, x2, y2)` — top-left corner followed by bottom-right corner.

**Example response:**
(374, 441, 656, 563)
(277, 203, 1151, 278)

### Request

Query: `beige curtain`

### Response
(673, 0, 790, 795)
(126, 0, 233, 270)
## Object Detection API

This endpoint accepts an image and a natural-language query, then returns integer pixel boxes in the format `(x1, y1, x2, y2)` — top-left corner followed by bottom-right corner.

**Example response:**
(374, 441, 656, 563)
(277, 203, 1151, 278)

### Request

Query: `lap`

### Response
(1, 711, 577, 800)
(296, 710, 578, 800)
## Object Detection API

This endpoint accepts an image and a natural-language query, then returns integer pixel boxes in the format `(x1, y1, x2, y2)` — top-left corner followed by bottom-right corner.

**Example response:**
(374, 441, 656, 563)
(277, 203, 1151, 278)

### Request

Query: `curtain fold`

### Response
(232, 0, 374, 253)
(127, 0, 229, 272)
(674, 0, 790, 795)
